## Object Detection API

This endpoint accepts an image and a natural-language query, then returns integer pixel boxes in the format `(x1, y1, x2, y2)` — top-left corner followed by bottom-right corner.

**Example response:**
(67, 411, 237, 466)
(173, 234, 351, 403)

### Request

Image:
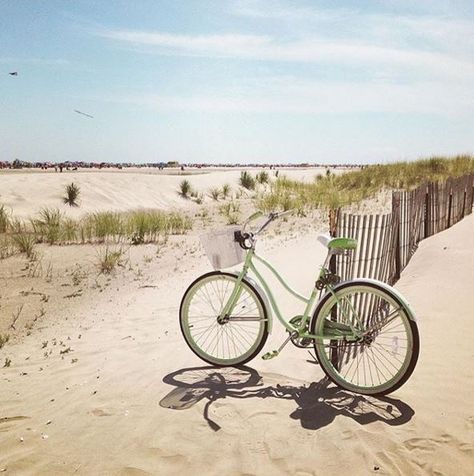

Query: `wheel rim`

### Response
(315, 285, 414, 394)
(182, 275, 266, 365)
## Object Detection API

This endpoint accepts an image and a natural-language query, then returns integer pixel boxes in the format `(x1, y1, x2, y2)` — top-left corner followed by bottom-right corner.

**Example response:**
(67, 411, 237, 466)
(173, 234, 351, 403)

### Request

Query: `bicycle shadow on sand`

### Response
(159, 366, 415, 432)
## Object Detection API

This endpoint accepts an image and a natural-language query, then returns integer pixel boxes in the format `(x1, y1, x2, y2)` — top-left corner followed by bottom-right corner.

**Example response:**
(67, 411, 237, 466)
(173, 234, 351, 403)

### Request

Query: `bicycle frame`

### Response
(220, 248, 362, 342)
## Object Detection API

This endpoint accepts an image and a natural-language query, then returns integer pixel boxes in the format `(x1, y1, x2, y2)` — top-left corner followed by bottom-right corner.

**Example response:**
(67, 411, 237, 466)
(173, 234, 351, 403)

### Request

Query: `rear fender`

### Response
(314, 278, 417, 322)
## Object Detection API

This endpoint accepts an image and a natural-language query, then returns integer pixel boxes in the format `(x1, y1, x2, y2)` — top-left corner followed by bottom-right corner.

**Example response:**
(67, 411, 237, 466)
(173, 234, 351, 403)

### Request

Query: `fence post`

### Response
(424, 186, 430, 239)
(447, 190, 453, 227)
(462, 189, 467, 219)
(392, 192, 401, 283)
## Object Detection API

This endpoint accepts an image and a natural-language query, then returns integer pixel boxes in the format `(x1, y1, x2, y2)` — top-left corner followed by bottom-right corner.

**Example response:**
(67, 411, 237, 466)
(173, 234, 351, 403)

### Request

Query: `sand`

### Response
(0, 169, 473, 475)
(0, 167, 343, 219)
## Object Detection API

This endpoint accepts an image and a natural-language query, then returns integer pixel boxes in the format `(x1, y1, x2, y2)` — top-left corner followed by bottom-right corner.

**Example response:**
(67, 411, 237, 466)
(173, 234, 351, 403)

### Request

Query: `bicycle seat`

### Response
(317, 233, 357, 251)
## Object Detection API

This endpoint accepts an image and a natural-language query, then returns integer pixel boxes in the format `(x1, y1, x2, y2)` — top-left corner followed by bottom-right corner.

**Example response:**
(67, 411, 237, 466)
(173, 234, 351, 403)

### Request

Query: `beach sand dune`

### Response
(0, 208, 473, 475)
(0, 167, 339, 219)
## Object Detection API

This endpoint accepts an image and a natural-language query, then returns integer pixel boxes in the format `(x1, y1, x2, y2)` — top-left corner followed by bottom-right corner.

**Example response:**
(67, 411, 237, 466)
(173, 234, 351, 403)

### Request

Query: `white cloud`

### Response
(100, 30, 271, 52)
(98, 28, 474, 80)
(232, 1, 474, 57)
(0, 57, 70, 66)
(100, 77, 473, 117)
(95, 3, 474, 119)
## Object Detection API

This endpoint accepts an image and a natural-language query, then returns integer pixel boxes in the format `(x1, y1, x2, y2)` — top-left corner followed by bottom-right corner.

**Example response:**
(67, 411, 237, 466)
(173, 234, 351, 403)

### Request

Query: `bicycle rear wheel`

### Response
(180, 271, 269, 366)
(311, 281, 419, 395)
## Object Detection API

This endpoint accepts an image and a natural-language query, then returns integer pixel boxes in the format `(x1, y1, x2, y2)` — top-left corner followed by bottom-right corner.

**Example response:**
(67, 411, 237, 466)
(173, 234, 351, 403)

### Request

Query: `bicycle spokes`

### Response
(314, 284, 417, 394)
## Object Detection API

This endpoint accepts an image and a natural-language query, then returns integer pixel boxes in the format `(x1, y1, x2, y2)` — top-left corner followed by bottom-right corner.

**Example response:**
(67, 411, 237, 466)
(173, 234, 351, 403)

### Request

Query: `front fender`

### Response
(314, 278, 417, 322)
(230, 272, 273, 333)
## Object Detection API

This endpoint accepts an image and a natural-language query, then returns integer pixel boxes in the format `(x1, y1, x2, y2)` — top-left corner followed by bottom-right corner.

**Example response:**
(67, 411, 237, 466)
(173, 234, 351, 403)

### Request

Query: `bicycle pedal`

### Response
(262, 350, 279, 360)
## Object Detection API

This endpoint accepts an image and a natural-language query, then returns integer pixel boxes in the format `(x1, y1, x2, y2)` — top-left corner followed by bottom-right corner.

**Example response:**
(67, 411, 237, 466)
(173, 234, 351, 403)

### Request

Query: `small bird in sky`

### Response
(8, 72, 18, 76)
(74, 109, 94, 119)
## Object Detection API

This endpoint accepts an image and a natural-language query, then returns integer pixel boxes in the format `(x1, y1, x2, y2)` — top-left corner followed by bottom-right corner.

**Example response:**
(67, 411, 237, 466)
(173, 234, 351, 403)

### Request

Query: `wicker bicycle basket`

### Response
(200, 226, 245, 270)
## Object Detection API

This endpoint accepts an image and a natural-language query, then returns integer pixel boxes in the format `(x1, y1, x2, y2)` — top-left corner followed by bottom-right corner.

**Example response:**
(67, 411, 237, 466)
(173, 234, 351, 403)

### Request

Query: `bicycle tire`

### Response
(311, 280, 419, 395)
(179, 271, 269, 366)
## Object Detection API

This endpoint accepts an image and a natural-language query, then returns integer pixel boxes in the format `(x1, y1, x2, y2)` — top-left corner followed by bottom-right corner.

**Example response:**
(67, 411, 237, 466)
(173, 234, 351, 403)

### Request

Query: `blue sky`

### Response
(1, 0, 473, 164)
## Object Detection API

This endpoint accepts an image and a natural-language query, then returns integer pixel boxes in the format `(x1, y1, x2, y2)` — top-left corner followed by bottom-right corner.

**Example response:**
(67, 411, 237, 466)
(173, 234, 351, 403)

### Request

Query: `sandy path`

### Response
(1, 215, 473, 475)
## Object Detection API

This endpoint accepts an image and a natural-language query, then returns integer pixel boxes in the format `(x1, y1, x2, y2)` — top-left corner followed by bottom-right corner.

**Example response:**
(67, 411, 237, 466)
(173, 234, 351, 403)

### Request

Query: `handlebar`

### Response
(242, 209, 293, 234)
(236, 210, 295, 248)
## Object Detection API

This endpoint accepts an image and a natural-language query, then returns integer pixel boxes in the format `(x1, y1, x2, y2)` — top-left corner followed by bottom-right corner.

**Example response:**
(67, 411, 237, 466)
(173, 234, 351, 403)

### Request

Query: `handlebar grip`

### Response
(247, 211, 264, 222)
(276, 209, 294, 218)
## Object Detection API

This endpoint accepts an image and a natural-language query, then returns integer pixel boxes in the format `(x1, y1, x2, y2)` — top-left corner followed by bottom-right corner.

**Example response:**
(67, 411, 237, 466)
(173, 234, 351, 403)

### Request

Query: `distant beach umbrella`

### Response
(74, 109, 94, 119)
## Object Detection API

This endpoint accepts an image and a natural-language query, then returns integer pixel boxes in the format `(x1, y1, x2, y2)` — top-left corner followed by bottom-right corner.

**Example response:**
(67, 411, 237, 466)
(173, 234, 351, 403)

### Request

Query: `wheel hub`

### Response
(217, 315, 229, 325)
(361, 333, 374, 346)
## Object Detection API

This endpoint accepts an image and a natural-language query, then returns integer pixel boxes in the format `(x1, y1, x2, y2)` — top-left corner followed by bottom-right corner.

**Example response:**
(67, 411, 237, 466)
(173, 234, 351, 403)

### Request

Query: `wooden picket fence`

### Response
(331, 173, 474, 285)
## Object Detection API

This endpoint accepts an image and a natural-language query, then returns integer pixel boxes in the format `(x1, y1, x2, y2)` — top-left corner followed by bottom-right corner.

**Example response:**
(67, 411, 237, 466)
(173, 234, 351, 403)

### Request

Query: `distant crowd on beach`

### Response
(0, 158, 361, 171)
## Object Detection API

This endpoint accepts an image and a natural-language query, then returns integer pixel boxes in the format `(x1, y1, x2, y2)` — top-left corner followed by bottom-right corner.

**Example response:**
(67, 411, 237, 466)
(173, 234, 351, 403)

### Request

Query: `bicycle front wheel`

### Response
(179, 271, 269, 366)
(311, 281, 419, 395)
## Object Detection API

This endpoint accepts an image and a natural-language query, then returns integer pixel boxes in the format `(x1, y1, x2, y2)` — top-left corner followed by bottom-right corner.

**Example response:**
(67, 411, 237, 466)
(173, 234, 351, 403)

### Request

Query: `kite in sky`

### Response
(8, 72, 18, 76)
(74, 109, 94, 119)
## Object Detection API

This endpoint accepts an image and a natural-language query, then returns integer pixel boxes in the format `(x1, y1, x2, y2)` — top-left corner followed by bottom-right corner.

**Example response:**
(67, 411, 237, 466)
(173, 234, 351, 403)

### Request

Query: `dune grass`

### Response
(239, 171, 256, 190)
(257, 155, 474, 213)
(256, 171, 269, 185)
(31, 208, 63, 244)
(77, 210, 192, 244)
(221, 184, 231, 199)
(96, 246, 126, 274)
(179, 179, 192, 198)
(0, 205, 11, 233)
(219, 201, 241, 224)
(0, 207, 193, 259)
(63, 182, 80, 207)
(209, 187, 221, 201)
(12, 232, 36, 259)
(0, 334, 10, 350)
(0, 235, 15, 259)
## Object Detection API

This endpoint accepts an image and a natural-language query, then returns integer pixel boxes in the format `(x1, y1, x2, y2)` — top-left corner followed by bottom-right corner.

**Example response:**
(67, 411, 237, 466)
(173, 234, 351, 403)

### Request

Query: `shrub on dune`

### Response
(209, 188, 220, 201)
(12, 232, 36, 259)
(221, 184, 231, 199)
(63, 183, 80, 207)
(239, 171, 256, 190)
(256, 171, 269, 185)
(179, 180, 192, 198)
(0, 205, 11, 233)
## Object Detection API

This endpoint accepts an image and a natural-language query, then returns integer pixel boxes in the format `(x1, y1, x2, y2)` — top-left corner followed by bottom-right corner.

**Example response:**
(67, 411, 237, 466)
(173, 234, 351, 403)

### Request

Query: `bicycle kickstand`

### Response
(262, 331, 297, 360)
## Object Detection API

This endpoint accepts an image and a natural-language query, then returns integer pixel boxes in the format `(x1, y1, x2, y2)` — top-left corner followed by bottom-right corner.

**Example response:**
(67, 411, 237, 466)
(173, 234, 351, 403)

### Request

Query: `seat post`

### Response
(321, 249, 333, 270)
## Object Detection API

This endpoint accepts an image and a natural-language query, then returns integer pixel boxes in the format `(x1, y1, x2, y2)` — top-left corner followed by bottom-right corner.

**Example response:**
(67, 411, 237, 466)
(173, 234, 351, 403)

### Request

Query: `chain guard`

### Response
(288, 316, 313, 348)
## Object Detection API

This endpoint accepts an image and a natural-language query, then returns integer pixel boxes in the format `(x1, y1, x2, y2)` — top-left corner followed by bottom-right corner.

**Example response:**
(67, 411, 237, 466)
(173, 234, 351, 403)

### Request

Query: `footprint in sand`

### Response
(466, 416, 474, 429)
(0, 416, 29, 424)
(91, 409, 113, 417)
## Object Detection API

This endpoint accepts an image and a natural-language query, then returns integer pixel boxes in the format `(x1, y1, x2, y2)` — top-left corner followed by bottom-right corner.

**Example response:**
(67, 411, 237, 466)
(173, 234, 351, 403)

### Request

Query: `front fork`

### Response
(217, 252, 252, 322)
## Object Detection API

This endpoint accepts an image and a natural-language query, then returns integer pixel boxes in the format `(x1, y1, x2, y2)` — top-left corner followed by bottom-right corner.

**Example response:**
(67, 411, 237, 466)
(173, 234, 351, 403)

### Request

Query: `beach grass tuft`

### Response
(0, 334, 9, 350)
(239, 171, 256, 190)
(0, 204, 11, 233)
(179, 179, 192, 198)
(12, 232, 36, 259)
(209, 187, 221, 201)
(221, 184, 231, 199)
(256, 171, 269, 185)
(219, 201, 241, 225)
(96, 246, 126, 274)
(63, 182, 80, 207)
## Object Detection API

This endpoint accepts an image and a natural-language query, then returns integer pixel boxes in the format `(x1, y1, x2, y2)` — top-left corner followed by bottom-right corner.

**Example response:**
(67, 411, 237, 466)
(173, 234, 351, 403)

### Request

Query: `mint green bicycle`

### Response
(180, 211, 419, 395)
